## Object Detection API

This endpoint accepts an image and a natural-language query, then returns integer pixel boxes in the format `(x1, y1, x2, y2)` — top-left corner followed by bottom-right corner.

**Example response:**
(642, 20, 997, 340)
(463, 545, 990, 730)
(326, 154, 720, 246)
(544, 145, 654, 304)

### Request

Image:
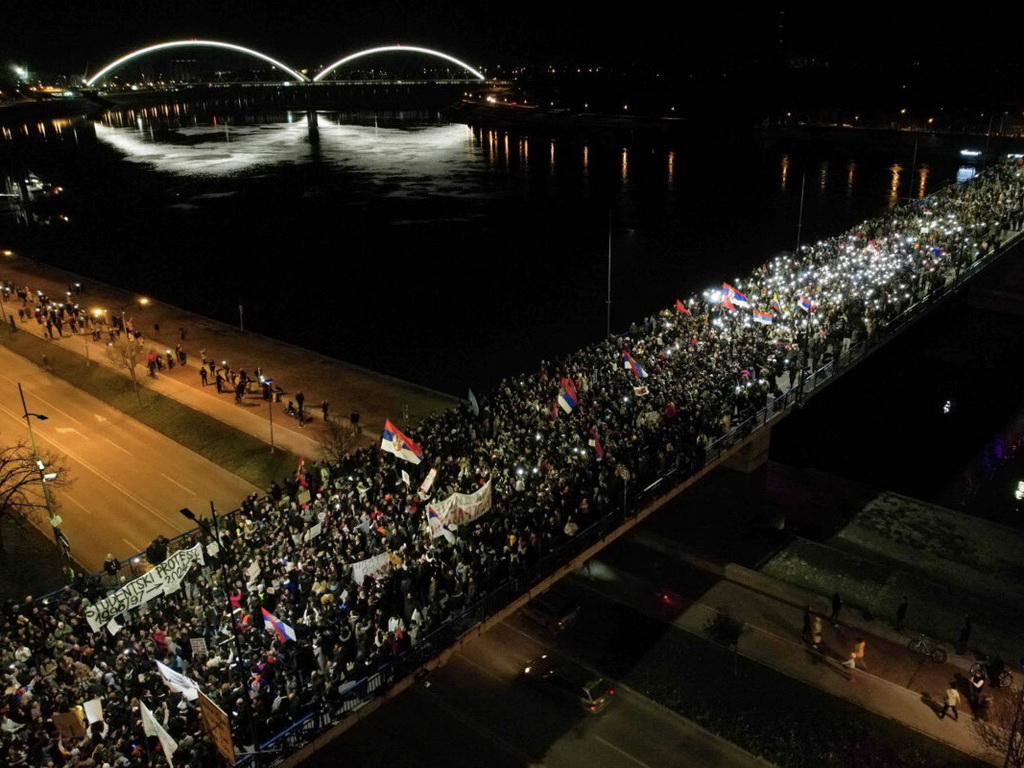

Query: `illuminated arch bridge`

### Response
(84, 40, 487, 86)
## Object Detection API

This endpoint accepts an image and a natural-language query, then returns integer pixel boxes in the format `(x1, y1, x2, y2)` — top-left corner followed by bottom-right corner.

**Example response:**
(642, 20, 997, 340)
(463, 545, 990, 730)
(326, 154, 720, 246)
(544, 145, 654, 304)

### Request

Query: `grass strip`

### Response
(1, 328, 298, 489)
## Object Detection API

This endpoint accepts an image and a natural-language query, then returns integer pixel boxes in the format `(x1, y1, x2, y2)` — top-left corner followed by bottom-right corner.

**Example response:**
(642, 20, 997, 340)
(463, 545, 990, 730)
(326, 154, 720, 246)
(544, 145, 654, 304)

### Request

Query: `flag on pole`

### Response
(427, 506, 456, 544)
(797, 295, 812, 312)
(771, 297, 783, 315)
(622, 351, 648, 379)
(155, 661, 200, 701)
(720, 293, 737, 312)
(295, 457, 308, 488)
(401, 470, 411, 486)
(467, 389, 479, 417)
(381, 419, 423, 465)
(722, 282, 750, 308)
(557, 377, 578, 414)
(752, 310, 774, 325)
(674, 299, 690, 315)
(261, 608, 297, 644)
(588, 428, 604, 459)
(140, 700, 178, 767)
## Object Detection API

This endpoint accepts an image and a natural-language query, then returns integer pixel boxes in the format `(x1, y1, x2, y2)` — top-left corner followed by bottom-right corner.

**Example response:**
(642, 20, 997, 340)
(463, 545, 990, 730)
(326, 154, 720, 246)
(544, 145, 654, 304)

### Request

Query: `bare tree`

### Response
(973, 687, 1024, 767)
(0, 438, 72, 552)
(105, 331, 145, 406)
(316, 418, 359, 465)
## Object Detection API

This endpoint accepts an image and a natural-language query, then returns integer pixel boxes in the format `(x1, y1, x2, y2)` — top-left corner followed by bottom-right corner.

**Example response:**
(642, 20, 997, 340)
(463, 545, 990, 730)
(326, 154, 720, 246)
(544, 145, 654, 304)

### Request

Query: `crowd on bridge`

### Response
(3, 160, 1024, 768)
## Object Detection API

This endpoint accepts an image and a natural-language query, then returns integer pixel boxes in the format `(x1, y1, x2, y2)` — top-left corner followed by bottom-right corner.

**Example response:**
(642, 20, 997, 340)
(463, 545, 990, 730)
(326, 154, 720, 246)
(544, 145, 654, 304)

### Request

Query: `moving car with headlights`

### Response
(522, 653, 615, 714)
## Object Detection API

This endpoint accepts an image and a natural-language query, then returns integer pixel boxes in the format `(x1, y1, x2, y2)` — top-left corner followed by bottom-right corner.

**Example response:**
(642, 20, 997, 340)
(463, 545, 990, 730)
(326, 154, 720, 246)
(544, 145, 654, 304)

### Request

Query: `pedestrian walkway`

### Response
(580, 532, 1009, 766)
(0, 255, 460, 459)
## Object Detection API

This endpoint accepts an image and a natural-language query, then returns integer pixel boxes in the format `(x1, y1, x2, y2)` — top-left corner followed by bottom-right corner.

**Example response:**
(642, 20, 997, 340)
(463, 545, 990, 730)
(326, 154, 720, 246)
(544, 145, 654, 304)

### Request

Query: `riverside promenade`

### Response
(0, 253, 460, 462)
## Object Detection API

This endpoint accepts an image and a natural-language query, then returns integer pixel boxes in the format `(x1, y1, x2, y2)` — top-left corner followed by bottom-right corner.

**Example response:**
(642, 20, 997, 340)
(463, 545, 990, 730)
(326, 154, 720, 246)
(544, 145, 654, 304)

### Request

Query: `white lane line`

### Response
(592, 735, 656, 768)
(160, 473, 195, 495)
(63, 494, 92, 516)
(0, 373, 85, 426)
(102, 436, 133, 456)
(54, 427, 88, 439)
(0, 404, 177, 527)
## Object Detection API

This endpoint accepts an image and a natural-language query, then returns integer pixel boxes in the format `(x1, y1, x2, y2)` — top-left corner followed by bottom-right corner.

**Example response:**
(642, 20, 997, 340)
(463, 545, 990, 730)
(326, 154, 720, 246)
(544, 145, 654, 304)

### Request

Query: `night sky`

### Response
(5, 4, 1020, 79)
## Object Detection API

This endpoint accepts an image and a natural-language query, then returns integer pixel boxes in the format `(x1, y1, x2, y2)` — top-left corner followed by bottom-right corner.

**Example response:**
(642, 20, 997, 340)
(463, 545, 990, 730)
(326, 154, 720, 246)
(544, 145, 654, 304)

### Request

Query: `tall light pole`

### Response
(17, 383, 69, 565)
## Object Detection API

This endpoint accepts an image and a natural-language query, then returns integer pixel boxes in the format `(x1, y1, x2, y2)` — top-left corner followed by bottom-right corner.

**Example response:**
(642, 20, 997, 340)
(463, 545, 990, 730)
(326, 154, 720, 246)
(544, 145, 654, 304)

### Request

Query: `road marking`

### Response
(592, 735, 656, 768)
(0, 376, 85, 426)
(122, 537, 143, 553)
(0, 403, 177, 527)
(102, 436, 133, 456)
(93, 414, 109, 423)
(54, 427, 87, 439)
(63, 494, 93, 516)
(160, 473, 195, 495)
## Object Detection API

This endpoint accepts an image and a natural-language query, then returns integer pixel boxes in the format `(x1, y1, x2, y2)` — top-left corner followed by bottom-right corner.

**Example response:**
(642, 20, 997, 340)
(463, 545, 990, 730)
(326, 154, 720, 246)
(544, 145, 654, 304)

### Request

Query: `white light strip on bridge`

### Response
(313, 45, 485, 82)
(85, 40, 309, 86)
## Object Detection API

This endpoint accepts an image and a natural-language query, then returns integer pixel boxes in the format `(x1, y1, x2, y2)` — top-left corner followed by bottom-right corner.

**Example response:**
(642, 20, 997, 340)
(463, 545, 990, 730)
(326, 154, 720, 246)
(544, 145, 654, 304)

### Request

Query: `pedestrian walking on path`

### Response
(940, 684, 961, 720)
(957, 615, 972, 655)
(829, 592, 843, 627)
(842, 637, 866, 670)
(200, 367, 208, 386)
(895, 596, 908, 632)
(321, 400, 330, 421)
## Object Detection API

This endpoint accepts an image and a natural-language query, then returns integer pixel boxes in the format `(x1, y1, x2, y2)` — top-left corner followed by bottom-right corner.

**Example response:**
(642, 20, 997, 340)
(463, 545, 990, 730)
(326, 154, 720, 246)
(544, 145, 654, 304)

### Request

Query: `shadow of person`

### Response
(921, 691, 942, 717)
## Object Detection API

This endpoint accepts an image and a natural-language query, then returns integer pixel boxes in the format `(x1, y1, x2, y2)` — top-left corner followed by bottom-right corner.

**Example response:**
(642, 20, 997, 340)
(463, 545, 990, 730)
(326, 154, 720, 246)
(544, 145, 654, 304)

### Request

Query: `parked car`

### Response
(522, 653, 615, 714)
(520, 594, 581, 634)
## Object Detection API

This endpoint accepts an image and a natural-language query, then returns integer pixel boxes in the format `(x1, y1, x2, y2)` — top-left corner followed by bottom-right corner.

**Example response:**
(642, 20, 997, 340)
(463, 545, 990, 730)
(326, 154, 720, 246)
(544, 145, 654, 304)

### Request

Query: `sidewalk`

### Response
(583, 532, 1009, 766)
(0, 255, 459, 459)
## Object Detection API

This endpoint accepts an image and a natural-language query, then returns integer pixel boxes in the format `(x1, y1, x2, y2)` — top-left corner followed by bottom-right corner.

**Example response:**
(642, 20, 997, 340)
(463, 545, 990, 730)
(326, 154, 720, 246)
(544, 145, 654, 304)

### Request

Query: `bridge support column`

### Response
(723, 426, 771, 474)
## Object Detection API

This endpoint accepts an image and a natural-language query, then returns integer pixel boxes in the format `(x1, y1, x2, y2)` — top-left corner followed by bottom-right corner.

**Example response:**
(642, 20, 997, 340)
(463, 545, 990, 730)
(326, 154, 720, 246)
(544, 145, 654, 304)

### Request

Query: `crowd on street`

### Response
(3, 161, 1024, 767)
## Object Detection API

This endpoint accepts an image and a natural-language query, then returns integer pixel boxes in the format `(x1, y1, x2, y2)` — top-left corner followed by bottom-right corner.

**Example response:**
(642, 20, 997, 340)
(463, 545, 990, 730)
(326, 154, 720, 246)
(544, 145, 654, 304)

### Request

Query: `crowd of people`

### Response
(3, 160, 1024, 768)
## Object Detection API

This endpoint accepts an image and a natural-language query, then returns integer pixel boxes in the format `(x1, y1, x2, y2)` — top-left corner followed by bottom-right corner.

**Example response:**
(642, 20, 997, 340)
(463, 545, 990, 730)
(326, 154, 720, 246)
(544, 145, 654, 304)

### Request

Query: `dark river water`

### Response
(4, 102, 1023, 512)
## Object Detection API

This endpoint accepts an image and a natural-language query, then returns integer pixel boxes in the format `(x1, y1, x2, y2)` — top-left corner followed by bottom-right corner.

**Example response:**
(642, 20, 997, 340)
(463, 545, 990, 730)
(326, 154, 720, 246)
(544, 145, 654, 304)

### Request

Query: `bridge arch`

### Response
(85, 40, 308, 86)
(313, 45, 485, 82)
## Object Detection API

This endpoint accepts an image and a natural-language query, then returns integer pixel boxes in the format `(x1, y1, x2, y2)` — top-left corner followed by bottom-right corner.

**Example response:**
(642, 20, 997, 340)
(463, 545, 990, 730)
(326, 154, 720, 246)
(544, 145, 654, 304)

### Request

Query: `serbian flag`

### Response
(797, 295, 812, 313)
(722, 282, 750, 308)
(674, 299, 690, 315)
(427, 506, 455, 544)
(261, 608, 297, 643)
(622, 351, 648, 379)
(588, 428, 604, 459)
(558, 377, 578, 414)
(752, 310, 774, 325)
(720, 294, 737, 312)
(381, 419, 423, 465)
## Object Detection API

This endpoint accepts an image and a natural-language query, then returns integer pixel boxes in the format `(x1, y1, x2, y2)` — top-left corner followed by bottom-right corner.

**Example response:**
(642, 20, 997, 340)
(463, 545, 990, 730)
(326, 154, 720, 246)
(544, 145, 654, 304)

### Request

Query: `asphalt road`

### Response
(306, 611, 768, 768)
(0, 345, 259, 572)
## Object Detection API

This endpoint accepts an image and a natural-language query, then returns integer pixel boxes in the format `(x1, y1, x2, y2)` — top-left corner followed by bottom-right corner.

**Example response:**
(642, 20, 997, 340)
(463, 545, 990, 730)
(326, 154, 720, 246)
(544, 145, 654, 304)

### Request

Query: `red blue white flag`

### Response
(722, 282, 750, 308)
(588, 428, 604, 459)
(622, 351, 648, 379)
(261, 608, 297, 644)
(558, 377, 579, 414)
(381, 419, 423, 465)
(752, 310, 774, 325)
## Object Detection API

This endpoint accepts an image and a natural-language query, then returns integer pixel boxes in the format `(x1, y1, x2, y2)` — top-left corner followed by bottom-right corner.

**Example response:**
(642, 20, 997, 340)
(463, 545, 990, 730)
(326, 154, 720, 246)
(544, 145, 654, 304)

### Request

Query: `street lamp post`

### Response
(17, 382, 69, 567)
(606, 210, 612, 338)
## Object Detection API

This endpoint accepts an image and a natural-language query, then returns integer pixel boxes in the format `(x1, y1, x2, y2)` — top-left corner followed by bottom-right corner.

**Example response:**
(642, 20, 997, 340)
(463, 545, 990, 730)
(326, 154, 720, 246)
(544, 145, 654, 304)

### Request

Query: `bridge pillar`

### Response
(723, 426, 771, 474)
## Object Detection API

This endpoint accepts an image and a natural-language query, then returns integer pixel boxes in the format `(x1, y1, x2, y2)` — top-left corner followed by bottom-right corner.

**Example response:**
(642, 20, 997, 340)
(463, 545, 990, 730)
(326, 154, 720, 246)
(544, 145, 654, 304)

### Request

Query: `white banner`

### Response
(141, 700, 178, 767)
(156, 660, 201, 702)
(350, 552, 391, 586)
(431, 479, 492, 527)
(419, 467, 437, 495)
(85, 544, 205, 632)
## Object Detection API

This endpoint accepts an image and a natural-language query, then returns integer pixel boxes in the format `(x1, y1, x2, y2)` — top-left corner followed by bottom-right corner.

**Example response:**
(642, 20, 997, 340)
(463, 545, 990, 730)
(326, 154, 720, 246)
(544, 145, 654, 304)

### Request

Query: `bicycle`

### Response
(971, 658, 1013, 688)
(908, 634, 948, 663)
